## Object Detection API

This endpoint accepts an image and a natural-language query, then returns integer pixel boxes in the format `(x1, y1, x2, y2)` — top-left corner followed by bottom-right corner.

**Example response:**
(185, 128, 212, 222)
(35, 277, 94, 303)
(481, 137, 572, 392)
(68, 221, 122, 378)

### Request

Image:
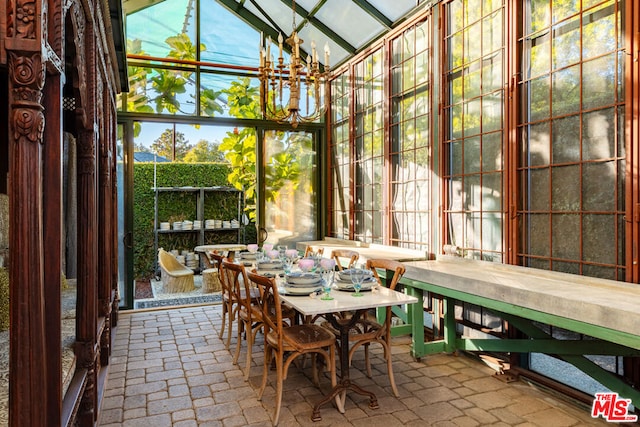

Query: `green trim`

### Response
(400, 277, 640, 351)
(397, 275, 640, 408)
(456, 338, 640, 356)
(352, 0, 392, 28)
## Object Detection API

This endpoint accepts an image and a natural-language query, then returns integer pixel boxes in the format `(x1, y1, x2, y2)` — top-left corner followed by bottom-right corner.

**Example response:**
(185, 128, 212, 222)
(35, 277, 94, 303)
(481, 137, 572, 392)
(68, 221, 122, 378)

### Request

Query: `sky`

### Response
(126, 0, 261, 150)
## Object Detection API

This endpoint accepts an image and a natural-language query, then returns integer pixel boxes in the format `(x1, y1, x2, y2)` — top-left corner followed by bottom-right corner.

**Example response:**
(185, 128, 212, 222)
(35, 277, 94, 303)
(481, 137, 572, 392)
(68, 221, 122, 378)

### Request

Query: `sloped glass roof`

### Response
(123, 0, 427, 68)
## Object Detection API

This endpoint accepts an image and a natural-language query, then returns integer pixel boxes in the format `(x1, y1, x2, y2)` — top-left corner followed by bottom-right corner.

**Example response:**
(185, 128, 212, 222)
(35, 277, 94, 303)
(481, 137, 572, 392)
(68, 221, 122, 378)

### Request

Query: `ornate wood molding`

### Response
(9, 51, 45, 139)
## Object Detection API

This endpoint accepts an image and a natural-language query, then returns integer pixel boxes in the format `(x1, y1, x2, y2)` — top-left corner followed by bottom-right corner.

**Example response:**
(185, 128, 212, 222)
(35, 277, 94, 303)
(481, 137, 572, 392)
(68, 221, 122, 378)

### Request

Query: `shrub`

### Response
(0, 267, 8, 331)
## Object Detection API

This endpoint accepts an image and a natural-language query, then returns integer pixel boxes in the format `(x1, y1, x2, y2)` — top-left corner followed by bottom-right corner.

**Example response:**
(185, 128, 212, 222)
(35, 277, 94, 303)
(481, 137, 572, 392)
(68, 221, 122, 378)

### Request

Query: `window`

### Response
(442, 0, 506, 262)
(390, 20, 432, 250)
(518, 0, 625, 279)
(329, 72, 351, 240)
(353, 49, 385, 243)
(329, 16, 433, 250)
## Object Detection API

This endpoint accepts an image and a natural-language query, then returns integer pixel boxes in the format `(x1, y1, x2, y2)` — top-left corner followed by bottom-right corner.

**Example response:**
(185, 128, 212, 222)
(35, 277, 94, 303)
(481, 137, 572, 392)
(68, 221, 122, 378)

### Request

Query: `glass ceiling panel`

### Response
(200, 0, 260, 66)
(126, 0, 195, 58)
(367, 0, 420, 22)
(315, 0, 385, 47)
(242, 0, 301, 36)
(123, 0, 424, 68)
(297, 24, 349, 66)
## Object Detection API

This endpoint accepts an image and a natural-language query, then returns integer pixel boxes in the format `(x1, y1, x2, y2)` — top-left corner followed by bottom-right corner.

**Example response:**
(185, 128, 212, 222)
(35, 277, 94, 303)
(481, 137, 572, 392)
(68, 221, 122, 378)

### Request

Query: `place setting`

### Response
(334, 267, 376, 296)
(280, 271, 324, 296)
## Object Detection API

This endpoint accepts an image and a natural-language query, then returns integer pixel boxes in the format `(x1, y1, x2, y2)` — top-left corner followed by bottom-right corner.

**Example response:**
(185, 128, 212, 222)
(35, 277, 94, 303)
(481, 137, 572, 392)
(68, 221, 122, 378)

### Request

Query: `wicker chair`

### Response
(330, 249, 359, 271)
(222, 261, 262, 380)
(344, 258, 406, 397)
(249, 271, 338, 426)
(157, 248, 195, 293)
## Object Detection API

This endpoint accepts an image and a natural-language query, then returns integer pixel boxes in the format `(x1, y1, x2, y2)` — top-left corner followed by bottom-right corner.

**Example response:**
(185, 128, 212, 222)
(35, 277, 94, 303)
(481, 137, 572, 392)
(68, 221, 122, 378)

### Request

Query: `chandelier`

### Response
(258, 0, 330, 128)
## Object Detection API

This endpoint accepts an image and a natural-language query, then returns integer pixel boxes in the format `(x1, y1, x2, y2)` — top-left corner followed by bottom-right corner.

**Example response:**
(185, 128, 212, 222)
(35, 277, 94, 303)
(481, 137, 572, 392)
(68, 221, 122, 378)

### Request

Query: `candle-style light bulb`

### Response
(311, 40, 317, 63)
(324, 42, 330, 67)
(278, 33, 283, 58)
(266, 36, 271, 62)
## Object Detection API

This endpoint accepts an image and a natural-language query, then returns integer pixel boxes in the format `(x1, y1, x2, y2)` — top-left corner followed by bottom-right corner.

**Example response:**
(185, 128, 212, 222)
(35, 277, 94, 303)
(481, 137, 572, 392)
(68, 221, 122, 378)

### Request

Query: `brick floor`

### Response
(99, 305, 609, 426)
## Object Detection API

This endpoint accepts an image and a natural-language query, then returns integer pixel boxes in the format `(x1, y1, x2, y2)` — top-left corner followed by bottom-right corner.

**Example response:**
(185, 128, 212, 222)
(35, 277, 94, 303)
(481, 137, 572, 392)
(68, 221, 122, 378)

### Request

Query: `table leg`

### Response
(311, 309, 379, 422)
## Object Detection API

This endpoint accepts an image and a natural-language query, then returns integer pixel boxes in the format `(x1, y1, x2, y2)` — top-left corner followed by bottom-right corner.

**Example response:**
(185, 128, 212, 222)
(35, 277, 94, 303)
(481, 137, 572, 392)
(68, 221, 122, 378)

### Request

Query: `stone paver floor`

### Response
(99, 305, 609, 426)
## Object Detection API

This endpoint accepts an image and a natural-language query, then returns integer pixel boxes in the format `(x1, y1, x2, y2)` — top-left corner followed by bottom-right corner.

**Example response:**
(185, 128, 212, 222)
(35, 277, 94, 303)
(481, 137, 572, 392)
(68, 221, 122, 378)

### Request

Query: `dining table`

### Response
(194, 243, 247, 268)
(277, 278, 418, 421)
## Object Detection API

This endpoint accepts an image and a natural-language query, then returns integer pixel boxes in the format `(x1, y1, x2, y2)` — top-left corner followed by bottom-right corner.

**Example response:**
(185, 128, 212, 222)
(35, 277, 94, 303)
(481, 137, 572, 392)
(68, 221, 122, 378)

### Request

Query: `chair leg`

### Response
(273, 352, 284, 426)
(225, 304, 235, 350)
(364, 343, 372, 377)
(233, 317, 243, 365)
(219, 302, 227, 340)
(257, 344, 271, 400)
(311, 354, 319, 386)
(243, 324, 257, 380)
(383, 340, 399, 397)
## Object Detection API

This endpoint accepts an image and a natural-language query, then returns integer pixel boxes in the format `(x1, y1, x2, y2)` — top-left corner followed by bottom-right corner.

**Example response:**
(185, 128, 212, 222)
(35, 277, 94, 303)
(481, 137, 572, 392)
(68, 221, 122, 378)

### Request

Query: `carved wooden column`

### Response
(111, 116, 120, 327)
(42, 58, 64, 427)
(75, 18, 99, 426)
(99, 82, 113, 367)
(43, 1, 65, 423)
(6, 0, 48, 425)
(76, 125, 99, 425)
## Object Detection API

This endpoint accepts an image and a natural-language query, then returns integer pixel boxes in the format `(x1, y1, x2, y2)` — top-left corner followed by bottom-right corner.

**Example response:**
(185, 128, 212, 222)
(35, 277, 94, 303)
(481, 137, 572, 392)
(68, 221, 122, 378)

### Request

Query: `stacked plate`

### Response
(230, 219, 240, 228)
(182, 220, 193, 230)
(172, 221, 182, 230)
(159, 222, 170, 230)
(222, 220, 231, 229)
(240, 252, 257, 260)
(185, 252, 198, 269)
(193, 220, 202, 230)
(257, 260, 283, 270)
(335, 268, 376, 292)
(283, 272, 322, 295)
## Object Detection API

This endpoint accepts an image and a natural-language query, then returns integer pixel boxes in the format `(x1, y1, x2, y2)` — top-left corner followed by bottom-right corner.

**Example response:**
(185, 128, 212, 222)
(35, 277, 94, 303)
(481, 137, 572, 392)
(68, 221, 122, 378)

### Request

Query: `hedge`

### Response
(133, 162, 254, 279)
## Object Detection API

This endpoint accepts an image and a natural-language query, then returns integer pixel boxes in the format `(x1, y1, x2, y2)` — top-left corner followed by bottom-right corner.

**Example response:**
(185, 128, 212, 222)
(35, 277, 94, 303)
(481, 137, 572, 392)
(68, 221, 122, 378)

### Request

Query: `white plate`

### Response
(336, 282, 374, 292)
(336, 275, 376, 284)
(338, 268, 373, 281)
(258, 261, 283, 270)
(286, 272, 321, 285)
(282, 286, 322, 295)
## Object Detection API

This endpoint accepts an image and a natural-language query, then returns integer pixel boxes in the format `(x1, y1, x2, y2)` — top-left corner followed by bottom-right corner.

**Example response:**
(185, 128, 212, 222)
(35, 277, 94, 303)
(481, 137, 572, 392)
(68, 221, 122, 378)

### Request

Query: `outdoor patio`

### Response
(98, 305, 608, 426)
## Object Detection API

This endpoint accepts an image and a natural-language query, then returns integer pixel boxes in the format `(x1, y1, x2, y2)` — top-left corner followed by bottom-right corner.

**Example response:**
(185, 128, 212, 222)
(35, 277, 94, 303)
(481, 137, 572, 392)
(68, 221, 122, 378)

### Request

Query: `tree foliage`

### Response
(183, 139, 227, 163)
(151, 129, 193, 161)
(123, 32, 306, 221)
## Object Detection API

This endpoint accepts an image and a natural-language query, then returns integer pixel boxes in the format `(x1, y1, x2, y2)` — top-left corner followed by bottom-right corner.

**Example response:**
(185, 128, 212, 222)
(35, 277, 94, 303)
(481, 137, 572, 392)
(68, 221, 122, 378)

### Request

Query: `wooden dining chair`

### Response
(330, 249, 359, 271)
(304, 245, 324, 257)
(212, 254, 234, 349)
(345, 258, 406, 397)
(222, 260, 262, 380)
(248, 271, 338, 426)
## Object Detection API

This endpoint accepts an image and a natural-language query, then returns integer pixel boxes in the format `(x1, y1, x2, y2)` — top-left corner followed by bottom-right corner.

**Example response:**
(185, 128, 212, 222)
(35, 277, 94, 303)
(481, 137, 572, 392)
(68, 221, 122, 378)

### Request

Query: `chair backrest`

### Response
(365, 258, 406, 328)
(365, 258, 405, 291)
(304, 245, 325, 257)
(211, 253, 229, 291)
(331, 249, 359, 271)
(247, 271, 282, 345)
(158, 248, 183, 271)
(222, 260, 252, 313)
